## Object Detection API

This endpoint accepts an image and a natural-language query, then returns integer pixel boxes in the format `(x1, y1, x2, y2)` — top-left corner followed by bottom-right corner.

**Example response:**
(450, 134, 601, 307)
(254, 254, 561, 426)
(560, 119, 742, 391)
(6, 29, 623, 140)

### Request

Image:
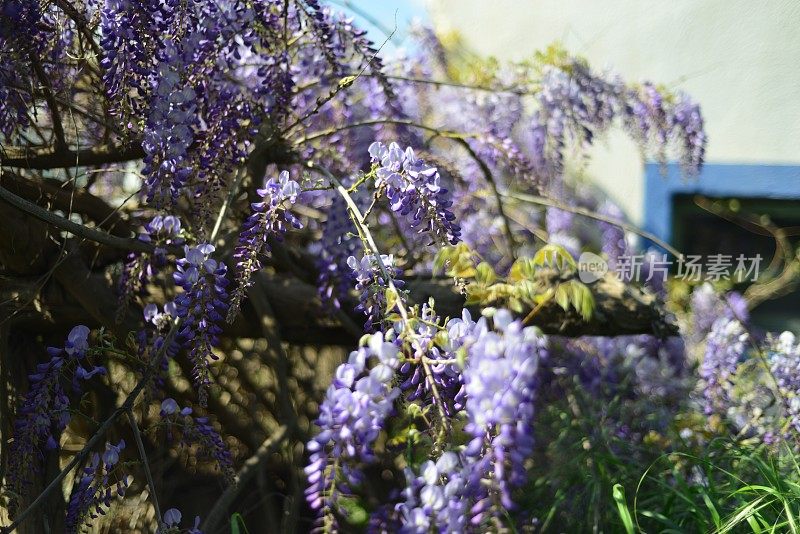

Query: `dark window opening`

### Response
(671, 194, 800, 332)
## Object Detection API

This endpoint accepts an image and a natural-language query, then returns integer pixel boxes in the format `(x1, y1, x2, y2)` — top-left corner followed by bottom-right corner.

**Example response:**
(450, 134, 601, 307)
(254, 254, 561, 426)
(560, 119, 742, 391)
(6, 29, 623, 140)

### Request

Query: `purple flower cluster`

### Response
(118, 215, 183, 320)
(65, 440, 130, 534)
(96, 0, 309, 220)
(671, 92, 707, 175)
(518, 57, 709, 193)
(622, 83, 706, 175)
(689, 283, 749, 345)
(597, 199, 628, 269)
(369, 141, 461, 246)
(99, 0, 157, 122)
(396, 451, 468, 533)
(300, 0, 344, 71)
(399, 306, 472, 417)
(462, 310, 547, 516)
(228, 170, 302, 321)
(7, 326, 105, 511)
(173, 245, 230, 405)
(767, 332, 800, 437)
(142, 39, 198, 205)
(537, 64, 616, 155)
(305, 333, 401, 528)
(474, 134, 534, 185)
(699, 318, 749, 416)
(347, 253, 404, 331)
(316, 196, 361, 310)
(306, 306, 549, 530)
(0, 0, 41, 138)
(160, 398, 235, 483)
(163, 507, 203, 533)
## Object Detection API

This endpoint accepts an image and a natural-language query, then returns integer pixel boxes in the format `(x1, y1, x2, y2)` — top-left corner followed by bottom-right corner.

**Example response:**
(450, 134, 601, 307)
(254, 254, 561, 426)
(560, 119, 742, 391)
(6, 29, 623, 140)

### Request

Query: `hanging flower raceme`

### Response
(399, 306, 473, 417)
(767, 332, 800, 439)
(228, 170, 302, 321)
(142, 38, 198, 205)
(316, 196, 360, 311)
(621, 82, 706, 175)
(118, 215, 183, 321)
(7, 326, 106, 513)
(396, 451, 469, 533)
(0, 0, 43, 138)
(99, 0, 164, 122)
(173, 244, 230, 405)
(699, 318, 749, 416)
(347, 253, 404, 331)
(304, 332, 401, 530)
(461, 310, 547, 520)
(65, 440, 130, 534)
(369, 141, 461, 246)
(306, 306, 547, 531)
(160, 398, 235, 483)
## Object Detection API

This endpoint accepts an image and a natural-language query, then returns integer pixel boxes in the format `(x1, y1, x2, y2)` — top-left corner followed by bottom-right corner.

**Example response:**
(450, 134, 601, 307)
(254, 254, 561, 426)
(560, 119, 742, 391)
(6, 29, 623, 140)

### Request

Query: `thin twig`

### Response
(0, 184, 157, 253)
(456, 139, 517, 259)
(294, 117, 471, 145)
(296, 119, 518, 259)
(505, 191, 685, 259)
(201, 426, 288, 533)
(29, 55, 67, 151)
(210, 167, 245, 241)
(348, 72, 539, 96)
(51, 0, 103, 57)
(126, 409, 164, 531)
(281, 22, 396, 136)
(310, 163, 409, 322)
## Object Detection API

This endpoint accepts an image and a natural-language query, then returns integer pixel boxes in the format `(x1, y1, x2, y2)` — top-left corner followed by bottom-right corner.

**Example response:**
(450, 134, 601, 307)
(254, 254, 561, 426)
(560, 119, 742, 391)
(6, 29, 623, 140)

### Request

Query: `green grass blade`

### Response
(613, 483, 635, 534)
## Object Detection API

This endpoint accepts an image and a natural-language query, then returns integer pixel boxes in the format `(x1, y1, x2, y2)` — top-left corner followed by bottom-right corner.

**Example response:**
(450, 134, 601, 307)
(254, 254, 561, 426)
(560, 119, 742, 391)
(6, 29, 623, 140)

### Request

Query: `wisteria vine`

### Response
(7, 1, 797, 533)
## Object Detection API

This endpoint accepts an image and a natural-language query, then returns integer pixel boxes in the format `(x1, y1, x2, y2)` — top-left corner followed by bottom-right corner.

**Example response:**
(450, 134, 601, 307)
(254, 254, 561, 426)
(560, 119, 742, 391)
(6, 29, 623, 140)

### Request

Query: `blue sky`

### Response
(325, 0, 430, 53)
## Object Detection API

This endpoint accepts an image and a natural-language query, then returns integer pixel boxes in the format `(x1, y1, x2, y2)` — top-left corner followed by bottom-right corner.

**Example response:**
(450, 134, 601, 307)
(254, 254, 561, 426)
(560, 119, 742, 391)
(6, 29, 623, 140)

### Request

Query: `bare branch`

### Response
(126, 409, 163, 529)
(0, 184, 154, 253)
(1, 173, 135, 236)
(0, 143, 144, 170)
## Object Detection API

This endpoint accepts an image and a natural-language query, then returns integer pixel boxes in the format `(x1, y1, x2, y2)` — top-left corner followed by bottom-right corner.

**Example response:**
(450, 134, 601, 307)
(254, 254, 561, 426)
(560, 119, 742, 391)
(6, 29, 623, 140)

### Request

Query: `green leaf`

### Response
(745, 515, 763, 534)
(700, 489, 721, 528)
(455, 346, 467, 369)
(337, 496, 369, 526)
(230, 513, 249, 534)
(385, 287, 398, 312)
(475, 262, 497, 285)
(433, 246, 454, 274)
(568, 280, 595, 321)
(509, 258, 536, 282)
(435, 243, 477, 278)
(533, 244, 576, 270)
(338, 75, 357, 88)
(554, 284, 570, 311)
(612, 484, 635, 534)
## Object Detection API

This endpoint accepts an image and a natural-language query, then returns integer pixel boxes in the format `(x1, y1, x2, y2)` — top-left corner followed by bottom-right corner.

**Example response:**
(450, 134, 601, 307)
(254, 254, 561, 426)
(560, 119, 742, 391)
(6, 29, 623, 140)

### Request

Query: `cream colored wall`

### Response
(428, 0, 800, 223)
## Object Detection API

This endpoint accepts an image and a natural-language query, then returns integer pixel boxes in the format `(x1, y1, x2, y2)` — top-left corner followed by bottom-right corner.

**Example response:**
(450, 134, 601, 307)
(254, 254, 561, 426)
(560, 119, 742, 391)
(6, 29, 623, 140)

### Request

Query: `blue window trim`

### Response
(644, 163, 800, 243)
